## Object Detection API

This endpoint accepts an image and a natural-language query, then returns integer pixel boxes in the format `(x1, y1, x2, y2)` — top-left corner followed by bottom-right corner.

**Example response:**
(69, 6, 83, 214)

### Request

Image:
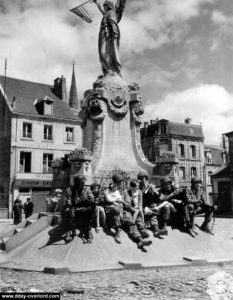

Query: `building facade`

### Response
(141, 118, 205, 187)
(0, 73, 82, 218)
(212, 131, 233, 214)
(204, 145, 226, 204)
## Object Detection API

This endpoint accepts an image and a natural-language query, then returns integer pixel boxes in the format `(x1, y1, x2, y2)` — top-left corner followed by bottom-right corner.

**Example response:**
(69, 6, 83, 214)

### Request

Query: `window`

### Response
(179, 144, 185, 157)
(22, 123, 32, 138)
(20, 152, 31, 173)
(43, 153, 53, 173)
(179, 167, 185, 179)
(34, 96, 54, 115)
(160, 124, 167, 135)
(206, 151, 212, 164)
(191, 145, 196, 158)
(44, 125, 53, 140)
(65, 127, 74, 142)
(208, 171, 213, 184)
(191, 167, 197, 177)
(44, 103, 53, 115)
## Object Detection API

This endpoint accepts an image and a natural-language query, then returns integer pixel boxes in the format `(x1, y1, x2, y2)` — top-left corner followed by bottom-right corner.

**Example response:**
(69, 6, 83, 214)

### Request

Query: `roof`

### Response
(211, 165, 230, 177)
(205, 144, 224, 151)
(169, 122, 204, 138)
(141, 120, 204, 140)
(205, 145, 225, 166)
(224, 131, 233, 137)
(0, 76, 80, 121)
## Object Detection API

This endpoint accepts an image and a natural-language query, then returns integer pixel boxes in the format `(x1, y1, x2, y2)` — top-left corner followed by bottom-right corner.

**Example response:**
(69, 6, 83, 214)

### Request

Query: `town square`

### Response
(0, 0, 233, 299)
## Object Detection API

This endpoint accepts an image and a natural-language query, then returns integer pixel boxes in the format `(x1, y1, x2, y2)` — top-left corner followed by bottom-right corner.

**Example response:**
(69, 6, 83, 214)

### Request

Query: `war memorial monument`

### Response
(0, 0, 233, 274)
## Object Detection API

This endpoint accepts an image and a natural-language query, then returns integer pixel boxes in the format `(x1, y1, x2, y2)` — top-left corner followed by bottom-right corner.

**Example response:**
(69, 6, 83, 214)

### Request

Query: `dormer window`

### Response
(205, 151, 212, 164)
(34, 95, 54, 115)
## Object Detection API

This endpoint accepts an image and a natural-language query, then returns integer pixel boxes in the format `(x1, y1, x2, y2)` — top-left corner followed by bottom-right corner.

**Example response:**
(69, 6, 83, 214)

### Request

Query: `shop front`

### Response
(13, 179, 52, 213)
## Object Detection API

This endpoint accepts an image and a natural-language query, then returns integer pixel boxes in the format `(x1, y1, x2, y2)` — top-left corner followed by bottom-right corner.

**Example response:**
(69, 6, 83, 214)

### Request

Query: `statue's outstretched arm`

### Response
(93, 0, 105, 15)
(116, 0, 126, 23)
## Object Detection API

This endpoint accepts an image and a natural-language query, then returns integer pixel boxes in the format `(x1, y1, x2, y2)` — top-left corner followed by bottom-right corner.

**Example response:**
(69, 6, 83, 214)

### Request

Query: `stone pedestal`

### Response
(81, 74, 154, 181)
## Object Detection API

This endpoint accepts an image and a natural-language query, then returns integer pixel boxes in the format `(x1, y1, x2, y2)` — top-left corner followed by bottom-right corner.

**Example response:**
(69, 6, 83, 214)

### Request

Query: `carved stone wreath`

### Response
(108, 96, 128, 117)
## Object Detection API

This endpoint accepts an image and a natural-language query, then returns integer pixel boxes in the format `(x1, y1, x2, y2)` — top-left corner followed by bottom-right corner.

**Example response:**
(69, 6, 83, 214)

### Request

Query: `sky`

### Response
(0, 0, 233, 145)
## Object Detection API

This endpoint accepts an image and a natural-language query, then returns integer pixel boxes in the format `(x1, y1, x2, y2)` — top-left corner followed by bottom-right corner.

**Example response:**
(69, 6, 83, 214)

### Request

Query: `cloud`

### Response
(0, 0, 215, 95)
(143, 84, 233, 144)
(210, 10, 233, 51)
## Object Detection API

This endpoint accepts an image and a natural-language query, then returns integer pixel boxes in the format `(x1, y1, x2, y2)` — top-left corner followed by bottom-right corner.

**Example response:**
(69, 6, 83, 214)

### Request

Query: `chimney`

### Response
(185, 117, 192, 124)
(52, 76, 68, 102)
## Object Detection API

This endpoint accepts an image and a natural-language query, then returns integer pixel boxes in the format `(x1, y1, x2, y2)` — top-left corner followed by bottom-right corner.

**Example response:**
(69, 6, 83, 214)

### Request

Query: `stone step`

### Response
(25, 219, 37, 227)
(14, 228, 24, 234)
(38, 212, 50, 219)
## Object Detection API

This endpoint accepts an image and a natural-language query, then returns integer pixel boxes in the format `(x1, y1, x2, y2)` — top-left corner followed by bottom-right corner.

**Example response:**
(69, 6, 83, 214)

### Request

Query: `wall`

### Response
(0, 93, 11, 217)
(9, 115, 82, 217)
(172, 138, 204, 187)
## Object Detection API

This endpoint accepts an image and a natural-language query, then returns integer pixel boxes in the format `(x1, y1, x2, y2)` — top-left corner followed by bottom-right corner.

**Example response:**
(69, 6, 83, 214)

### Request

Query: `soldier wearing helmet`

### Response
(71, 175, 95, 242)
(185, 177, 214, 235)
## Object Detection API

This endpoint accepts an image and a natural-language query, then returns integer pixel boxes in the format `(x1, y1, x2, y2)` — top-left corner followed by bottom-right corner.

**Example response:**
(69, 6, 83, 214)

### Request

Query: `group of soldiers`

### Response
(60, 172, 215, 249)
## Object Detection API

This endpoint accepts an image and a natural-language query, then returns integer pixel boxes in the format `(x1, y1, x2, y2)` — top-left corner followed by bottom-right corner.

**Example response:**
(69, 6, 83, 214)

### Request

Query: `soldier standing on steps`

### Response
(13, 197, 23, 225)
(71, 175, 95, 243)
(61, 189, 76, 243)
(24, 198, 34, 219)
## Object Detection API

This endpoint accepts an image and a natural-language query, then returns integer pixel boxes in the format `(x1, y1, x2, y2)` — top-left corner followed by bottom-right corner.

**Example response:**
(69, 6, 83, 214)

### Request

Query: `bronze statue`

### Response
(93, 0, 126, 77)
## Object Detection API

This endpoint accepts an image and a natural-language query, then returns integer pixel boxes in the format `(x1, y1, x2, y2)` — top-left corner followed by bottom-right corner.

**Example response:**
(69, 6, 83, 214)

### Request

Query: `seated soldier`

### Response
(112, 173, 152, 249)
(71, 175, 95, 243)
(137, 172, 169, 236)
(104, 181, 125, 244)
(61, 193, 75, 243)
(90, 182, 106, 233)
(185, 177, 215, 235)
(128, 179, 144, 223)
(158, 177, 196, 237)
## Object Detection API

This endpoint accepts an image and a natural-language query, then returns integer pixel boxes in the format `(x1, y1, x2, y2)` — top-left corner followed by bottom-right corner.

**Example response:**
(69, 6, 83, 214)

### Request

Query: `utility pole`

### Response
(4, 58, 7, 98)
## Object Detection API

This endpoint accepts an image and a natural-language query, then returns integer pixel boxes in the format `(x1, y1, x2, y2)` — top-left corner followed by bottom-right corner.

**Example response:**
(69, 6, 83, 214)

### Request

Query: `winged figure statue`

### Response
(93, 0, 126, 77)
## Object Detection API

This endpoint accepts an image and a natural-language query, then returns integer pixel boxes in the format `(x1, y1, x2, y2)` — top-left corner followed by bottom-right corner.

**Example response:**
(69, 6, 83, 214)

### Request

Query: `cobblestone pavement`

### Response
(1, 264, 233, 299)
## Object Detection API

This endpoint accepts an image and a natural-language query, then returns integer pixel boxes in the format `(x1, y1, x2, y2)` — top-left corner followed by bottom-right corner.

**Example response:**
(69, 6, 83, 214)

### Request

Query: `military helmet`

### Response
(191, 177, 202, 185)
(90, 182, 100, 190)
(73, 174, 87, 183)
(130, 179, 138, 188)
(161, 176, 172, 186)
(112, 173, 123, 184)
(137, 171, 149, 180)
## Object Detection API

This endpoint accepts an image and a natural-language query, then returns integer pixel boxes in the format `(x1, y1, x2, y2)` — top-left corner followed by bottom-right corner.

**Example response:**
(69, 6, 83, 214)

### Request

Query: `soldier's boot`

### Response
(188, 228, 196, 238)
(84, 228, 93, 243)
(136, 237, 152, 249)
(201, 221, 214, 235)
(151, 225, 160, 238)
(64, 231, 72, 243)
(191, 225, 198, 235)
(114, 227, 121, 244)
(140, 229, 150, 239)
(159, 222, 168, 236)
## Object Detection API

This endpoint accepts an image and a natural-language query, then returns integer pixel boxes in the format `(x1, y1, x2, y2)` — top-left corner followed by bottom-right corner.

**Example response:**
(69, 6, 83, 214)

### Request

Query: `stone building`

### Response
(0, 69, 82, 218)
(141, 118, 205, 187)
(212, 131, 233, 214)
(204, 144, 226, 203)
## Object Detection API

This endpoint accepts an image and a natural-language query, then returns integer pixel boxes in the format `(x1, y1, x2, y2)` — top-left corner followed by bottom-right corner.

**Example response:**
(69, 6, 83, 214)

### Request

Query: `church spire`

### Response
(69, 61, 79, 110)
